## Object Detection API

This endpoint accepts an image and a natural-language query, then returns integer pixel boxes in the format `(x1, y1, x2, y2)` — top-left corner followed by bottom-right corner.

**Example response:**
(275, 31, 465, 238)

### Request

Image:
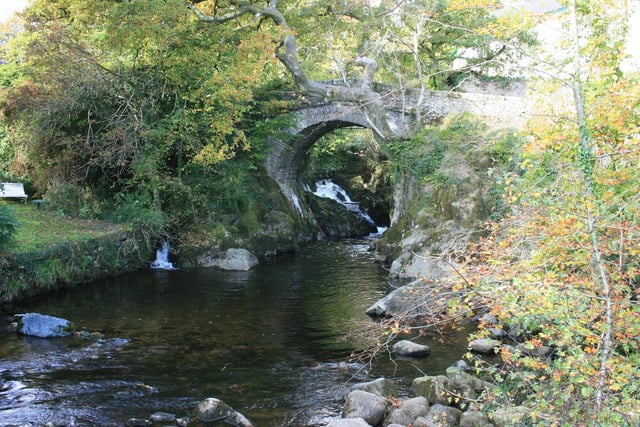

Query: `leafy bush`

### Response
(0, 203, 19, 249)
(44, 182, 103, 219)
(111, 192, 171, 250)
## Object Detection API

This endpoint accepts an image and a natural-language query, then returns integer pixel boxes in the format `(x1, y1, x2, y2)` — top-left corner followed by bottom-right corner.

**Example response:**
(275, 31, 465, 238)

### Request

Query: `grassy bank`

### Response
(1, 202, 151, 305)
(6, 202, 124, 252)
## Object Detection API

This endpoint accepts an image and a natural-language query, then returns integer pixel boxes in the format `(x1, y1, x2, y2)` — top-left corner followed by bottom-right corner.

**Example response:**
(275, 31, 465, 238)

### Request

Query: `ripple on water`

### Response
(0, 240, 471, 426)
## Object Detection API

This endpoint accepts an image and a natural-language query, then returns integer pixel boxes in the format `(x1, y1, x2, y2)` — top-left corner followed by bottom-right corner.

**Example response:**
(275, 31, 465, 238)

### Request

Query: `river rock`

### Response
(305, 193, 375, 238)
(412, 375, 454, 406)
(365, 280, 425, 317)
(149, 412, 176, 423)
(384, 396, 429, 426)
(342, 390, 387, 426)
(392, 340, 431, 357)
(198, 248, 259, 271)
(327, 418, 371, 427)
(489, 406, 528, 426)
(351, 378, 397, 398)
(450, 359, 470, 371)
(18, 313, 75, 338)
(194, 397, 253, 427)
(468, 338, 501, 354)
(488, 327, 507, 339)
(389, 250, 450, 281)
(459, 410, 492, 427)
(125, 419, 151, 426)
(414, 404, 462, 427)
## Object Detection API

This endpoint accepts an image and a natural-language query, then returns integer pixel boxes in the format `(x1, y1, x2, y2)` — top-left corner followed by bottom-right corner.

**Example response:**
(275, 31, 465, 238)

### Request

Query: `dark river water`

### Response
(0, 240, 472, 426)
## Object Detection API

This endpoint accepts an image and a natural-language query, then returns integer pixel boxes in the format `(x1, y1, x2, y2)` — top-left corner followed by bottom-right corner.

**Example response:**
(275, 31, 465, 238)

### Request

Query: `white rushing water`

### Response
(309, 179, 376, 226)
(150, 241, 176, 270)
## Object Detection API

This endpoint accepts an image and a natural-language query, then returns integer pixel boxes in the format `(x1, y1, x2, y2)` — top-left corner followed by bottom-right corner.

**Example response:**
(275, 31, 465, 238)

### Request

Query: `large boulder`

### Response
(412, 367, 497, 411)
(306, 194, 376, 238)
(489, 406, 528, 427)
(194, 397, 253, 427)
(414, 404, 462, 427)
(18, 313, 74, 338)
(388, 248, 451, 281)
(198, 248, 259, 271)
(469, 338, 501, 354)
(366, 278, 464, 320)
(412, 375, 455, 406)
(459, 410, 493, 427)
(445, 367, 496, 395)
(365, 280, 427, 317)
(342, 390, 387, 426)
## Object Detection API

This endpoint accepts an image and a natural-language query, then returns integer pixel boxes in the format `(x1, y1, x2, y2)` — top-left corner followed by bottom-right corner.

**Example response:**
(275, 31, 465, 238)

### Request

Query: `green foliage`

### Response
(483, 130, 521, 165)
(460, 3, 640, 423)
(386, 130, 445, 181)
(44, 182, 103, 219)
(111, 192, 170, 250)
(0, 202, 19, 249)
(2, 234, 150, 303)
(6, 203, 120, 252)
(2, 0, 280, 208)
(386, 113, 491, 184)
(0, 63, 24, 89)
(302, 129, 367, 182)
(369, 0, 536, 89)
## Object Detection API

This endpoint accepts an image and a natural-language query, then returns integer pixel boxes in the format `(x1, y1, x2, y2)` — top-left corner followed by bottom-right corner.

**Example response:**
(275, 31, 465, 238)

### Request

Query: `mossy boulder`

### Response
(305, 193, 376, 238)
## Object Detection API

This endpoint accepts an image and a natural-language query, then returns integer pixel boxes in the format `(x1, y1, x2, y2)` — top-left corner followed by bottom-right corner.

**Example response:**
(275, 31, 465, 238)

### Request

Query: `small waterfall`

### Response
(310, 179, 376, 226)
(150, 242, 176, 270)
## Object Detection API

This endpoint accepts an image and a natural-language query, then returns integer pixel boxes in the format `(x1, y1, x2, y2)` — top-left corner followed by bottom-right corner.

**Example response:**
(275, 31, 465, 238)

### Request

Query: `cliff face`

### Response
(376, 114, 522, 281)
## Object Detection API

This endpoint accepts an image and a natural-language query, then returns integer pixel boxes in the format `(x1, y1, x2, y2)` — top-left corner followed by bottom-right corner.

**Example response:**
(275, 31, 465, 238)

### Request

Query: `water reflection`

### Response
(0, 240, 470, 426)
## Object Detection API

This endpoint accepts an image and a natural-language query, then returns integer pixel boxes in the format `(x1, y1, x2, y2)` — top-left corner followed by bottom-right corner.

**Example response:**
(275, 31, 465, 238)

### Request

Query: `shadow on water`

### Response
(0, 240, 472, 426)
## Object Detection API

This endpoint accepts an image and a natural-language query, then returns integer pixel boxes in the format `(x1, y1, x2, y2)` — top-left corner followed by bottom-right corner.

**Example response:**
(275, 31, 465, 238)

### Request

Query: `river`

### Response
(0, 240, 471, 426)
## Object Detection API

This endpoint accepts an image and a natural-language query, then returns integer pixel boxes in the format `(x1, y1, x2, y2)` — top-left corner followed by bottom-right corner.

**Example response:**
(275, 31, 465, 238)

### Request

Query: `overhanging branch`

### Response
(187, 0, 397, 139)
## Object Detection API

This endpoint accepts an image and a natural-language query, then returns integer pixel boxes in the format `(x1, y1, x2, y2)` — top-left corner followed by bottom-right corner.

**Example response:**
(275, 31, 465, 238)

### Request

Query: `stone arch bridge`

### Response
(263, 85, 529, 216)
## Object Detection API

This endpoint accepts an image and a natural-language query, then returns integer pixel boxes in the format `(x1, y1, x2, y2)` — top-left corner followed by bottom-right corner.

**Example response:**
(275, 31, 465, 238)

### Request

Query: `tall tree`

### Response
(462, 0, 640, 423)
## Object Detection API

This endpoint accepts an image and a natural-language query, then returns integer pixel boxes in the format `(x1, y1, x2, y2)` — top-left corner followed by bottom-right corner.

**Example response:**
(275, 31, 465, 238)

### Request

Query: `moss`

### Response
(381, 113, 521, 257)
(1, 232, 151, 304)
(176, 173, 314, 263)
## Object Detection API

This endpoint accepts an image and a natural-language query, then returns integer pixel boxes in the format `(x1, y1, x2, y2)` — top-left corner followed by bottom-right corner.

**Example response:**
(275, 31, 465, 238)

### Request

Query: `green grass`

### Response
(4, 202, 123, 253)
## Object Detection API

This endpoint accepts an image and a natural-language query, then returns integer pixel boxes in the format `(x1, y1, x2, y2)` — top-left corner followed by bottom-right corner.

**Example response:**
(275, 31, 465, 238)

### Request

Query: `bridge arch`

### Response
(263, 89, 529, 216)
(264, 102, 375, 190)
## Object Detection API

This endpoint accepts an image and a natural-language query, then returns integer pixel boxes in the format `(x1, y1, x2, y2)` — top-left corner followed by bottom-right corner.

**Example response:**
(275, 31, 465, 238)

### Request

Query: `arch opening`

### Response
(299, 126, 392, 229)
(263, 106, 395, 232)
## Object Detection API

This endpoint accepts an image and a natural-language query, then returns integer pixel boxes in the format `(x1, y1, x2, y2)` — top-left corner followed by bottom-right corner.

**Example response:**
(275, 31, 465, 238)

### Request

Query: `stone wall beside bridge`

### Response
(406, 89, 531, 130)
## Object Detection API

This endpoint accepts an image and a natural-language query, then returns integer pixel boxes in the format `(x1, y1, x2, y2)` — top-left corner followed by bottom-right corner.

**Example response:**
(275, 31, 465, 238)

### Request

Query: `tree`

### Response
(187, 0, 535, 137)
(2, 0, 279, 218)
(459, 1, 640, 424)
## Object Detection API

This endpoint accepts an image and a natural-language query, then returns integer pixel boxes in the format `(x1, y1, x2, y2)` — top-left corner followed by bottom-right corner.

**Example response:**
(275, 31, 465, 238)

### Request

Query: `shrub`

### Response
(0, 203, 19, 249)
(111, 192, 171, 251)
(44, 182, 103, 219)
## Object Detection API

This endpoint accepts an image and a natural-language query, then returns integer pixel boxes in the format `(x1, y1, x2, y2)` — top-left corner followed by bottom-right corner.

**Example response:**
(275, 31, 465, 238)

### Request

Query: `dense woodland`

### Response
(1, 0, 639, 425)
